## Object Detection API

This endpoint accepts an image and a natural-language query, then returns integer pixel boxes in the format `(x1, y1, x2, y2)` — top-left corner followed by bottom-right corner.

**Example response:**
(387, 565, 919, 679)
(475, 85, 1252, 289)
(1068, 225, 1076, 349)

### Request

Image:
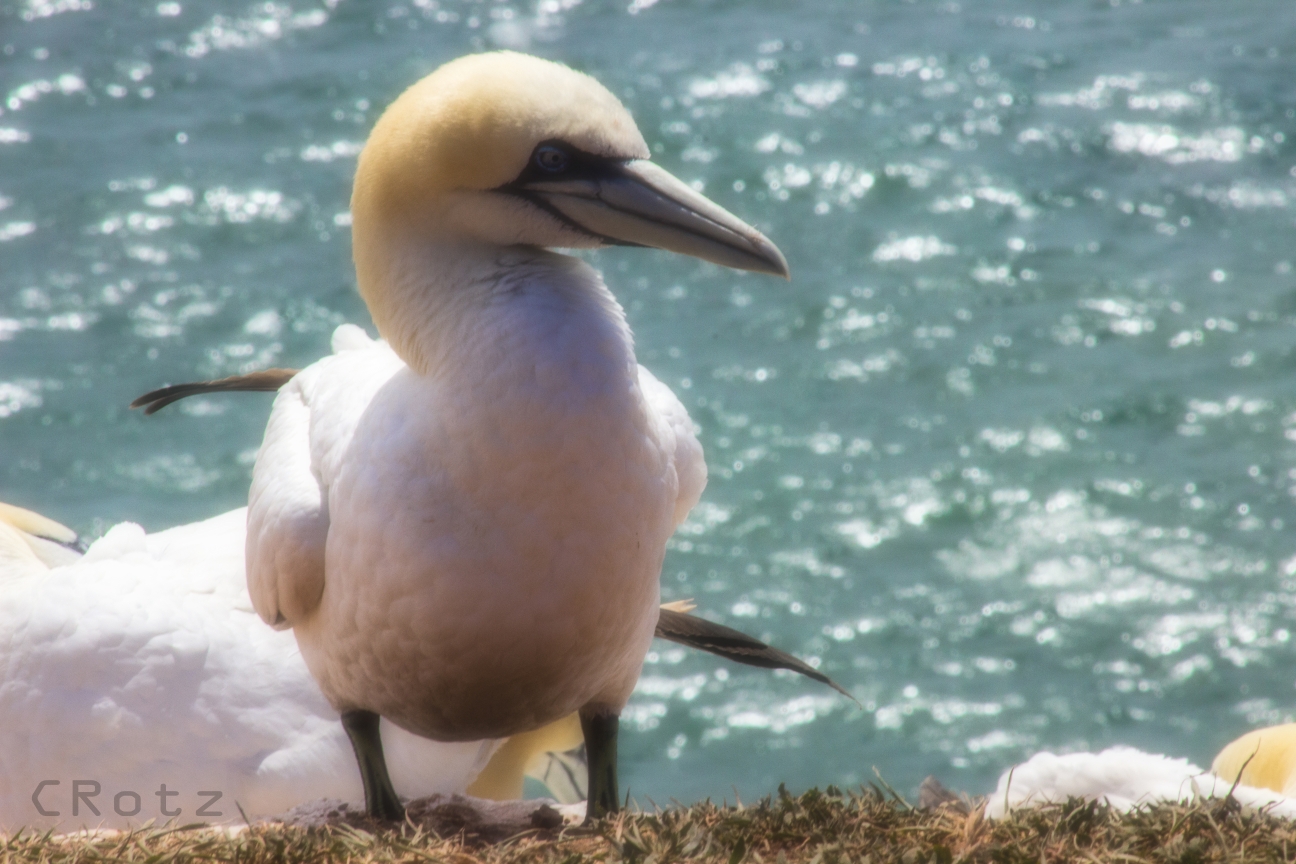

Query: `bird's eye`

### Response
(534, 145, 569, 173)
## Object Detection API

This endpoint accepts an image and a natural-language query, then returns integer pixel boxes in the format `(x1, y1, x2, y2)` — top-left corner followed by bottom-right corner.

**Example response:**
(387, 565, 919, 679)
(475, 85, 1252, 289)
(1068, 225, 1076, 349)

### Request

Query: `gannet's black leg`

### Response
(580, 707, 620, 823)
(340, 709, 405, 821)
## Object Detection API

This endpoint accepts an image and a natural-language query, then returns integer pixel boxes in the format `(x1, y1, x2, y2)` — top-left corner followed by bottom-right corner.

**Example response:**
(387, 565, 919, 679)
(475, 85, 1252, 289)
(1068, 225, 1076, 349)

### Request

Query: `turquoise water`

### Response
(4, 0, 1296, 805)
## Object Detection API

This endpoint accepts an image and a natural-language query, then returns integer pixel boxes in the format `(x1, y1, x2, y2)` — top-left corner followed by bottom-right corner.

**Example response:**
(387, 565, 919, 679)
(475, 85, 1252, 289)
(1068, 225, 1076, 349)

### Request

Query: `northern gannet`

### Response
(238, 51, 789, 822)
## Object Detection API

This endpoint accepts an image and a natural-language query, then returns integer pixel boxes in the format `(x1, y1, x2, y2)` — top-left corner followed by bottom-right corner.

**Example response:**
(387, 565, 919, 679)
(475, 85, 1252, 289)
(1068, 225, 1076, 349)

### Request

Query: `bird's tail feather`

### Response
(130, 368, 300, 415)
(655, 607, 857, 703)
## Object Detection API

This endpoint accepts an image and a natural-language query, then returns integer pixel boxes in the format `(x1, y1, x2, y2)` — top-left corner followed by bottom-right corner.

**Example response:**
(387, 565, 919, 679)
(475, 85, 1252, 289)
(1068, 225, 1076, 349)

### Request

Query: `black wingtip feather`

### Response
(130, 368, 300, 414)
(654, 608, 859, 704)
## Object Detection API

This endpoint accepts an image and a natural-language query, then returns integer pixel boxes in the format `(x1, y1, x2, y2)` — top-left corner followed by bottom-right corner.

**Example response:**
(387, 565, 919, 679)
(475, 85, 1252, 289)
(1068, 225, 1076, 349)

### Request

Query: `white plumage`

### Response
(0, 503, 498, 832)
(986, 746, 1296, 819)
(250, 271, 705, 742)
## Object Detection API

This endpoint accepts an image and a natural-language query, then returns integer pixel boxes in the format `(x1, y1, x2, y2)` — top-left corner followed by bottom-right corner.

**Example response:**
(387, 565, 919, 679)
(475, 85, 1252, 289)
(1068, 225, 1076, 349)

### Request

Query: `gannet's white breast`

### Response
(0, 508, 496, 831)
(248, 256, 706, 741)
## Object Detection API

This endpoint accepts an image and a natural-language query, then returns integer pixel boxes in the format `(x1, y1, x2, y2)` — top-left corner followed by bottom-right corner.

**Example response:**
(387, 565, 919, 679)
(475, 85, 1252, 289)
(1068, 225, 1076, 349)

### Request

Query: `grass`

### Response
(4, 786, 1295, 863)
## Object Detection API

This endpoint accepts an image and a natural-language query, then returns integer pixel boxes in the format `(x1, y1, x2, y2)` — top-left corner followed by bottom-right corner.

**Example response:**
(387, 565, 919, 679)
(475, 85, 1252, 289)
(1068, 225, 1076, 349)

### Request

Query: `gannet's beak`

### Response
(516, 160, 790, 278)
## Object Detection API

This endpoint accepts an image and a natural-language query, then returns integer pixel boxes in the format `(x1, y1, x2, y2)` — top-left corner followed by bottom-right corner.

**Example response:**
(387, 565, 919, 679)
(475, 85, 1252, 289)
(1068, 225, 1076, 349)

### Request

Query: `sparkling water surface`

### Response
(4, 0, 1296, 805)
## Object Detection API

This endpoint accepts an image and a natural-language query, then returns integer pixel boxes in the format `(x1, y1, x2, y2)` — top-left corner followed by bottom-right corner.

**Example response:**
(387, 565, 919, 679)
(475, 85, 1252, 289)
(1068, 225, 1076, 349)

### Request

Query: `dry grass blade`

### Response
(4, 788, 1296, 863)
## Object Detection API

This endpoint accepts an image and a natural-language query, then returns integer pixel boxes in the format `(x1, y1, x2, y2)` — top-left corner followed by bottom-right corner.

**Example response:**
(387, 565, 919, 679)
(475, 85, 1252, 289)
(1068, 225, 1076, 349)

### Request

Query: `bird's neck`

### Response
(355, 228, 637, 390)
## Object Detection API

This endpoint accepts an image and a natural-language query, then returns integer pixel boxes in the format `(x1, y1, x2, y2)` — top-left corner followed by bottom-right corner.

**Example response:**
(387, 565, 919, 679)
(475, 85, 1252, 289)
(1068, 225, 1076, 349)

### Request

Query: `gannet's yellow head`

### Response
(1213, 722, 1296, 796)
(351, 51, 788, 302)
(356, 52, 647, 206)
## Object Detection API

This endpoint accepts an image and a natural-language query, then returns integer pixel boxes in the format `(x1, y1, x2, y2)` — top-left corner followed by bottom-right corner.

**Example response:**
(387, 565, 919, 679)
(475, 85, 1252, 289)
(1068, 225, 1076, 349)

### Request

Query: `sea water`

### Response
(3, 0, 1296, 805)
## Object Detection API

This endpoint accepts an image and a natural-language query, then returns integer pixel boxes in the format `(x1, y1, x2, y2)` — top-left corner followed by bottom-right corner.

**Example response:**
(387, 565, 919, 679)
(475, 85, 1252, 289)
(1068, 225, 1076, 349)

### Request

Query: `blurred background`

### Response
(2, 0, 1296, 804)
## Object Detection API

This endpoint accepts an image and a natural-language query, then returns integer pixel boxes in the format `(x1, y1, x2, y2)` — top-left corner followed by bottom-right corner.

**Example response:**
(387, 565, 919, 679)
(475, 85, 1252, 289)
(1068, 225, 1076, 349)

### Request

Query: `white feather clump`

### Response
(985, 747, 1296, 820)
(0, 508, 496, 833)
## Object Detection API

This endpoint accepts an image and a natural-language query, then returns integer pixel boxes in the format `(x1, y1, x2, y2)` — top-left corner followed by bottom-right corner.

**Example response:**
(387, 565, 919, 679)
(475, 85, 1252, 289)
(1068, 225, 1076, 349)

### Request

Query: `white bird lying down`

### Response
(219, 51, 789, 823)
(985, 746, 1296, 819)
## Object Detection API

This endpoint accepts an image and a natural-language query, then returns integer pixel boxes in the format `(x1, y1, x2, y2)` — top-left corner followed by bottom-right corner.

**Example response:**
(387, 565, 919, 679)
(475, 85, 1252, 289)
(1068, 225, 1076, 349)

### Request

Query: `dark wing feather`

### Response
(130, 368, 300, 415)
(654, 608, 857, 702)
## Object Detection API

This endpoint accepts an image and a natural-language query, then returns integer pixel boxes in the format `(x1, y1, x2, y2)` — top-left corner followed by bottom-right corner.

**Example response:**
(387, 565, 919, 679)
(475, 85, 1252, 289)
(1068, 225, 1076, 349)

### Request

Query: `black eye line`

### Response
(500, 140, 631, 188)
